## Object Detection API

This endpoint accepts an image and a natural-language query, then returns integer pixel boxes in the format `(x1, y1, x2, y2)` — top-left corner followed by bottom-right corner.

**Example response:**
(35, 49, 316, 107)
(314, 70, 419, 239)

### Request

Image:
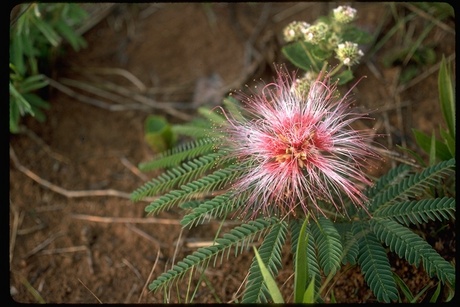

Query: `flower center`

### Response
(274, 132, 314, 169)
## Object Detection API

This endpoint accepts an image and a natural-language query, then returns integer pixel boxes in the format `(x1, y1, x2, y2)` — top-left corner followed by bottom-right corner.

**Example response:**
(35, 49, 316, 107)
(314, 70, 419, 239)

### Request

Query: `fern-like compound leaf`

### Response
(365, 163, 412, 199)
(131, 152, 227, 201)
(148, 217, 280, 292)
(172, 121, 213, 139)
(370, 159, 455, 210)
(180, 190, 243, 227)
(370, 218, 455, 285)
(420, 242, 456, 285)
(138, 137, 221, 171)
(310, 217, 343, 276)
(353, 221, 398, 303)
(340, 229, 359, 265)
(144, 164, 242, 215)
(373, 197, 455, 226)
(242, 220, 288, 303)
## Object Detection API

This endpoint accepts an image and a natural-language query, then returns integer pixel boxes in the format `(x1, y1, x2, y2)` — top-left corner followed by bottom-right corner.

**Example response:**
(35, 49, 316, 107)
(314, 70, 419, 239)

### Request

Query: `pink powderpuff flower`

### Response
(222, 65, 379, 220)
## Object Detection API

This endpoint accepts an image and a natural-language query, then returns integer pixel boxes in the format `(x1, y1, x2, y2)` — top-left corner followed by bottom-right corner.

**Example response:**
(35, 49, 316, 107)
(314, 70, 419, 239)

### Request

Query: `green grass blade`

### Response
(302, 274, 316, 303)
(438, 55, 455, 137)
(253, 247, 284, 304)
(294, 217, 309, 303)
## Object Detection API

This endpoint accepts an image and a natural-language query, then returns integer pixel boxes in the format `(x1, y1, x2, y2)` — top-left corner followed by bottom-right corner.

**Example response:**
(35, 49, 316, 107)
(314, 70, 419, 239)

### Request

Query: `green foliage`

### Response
(280, 5, 372, 84)
(138, 137, 222, 171)
(290, 219, 322, 299)
(410, 55, 456, 166)
(9, 66, 50, 132)
(379, 3, 452, 85)
(144, 164, 243, 215)
(131, 153, 224, 201)
(373, 197, 455, 226)
(310, 217, 342, 276)
(133, 97, 455, 302)
(144, 115, 177, 153)
(9, 3, 88, 133)
(148, 217, 280, 292)
(252, 247, 285, 303)
(243, 222, 288, 303)
(370, 158, 455, 210)
(353, 221, 399, 303)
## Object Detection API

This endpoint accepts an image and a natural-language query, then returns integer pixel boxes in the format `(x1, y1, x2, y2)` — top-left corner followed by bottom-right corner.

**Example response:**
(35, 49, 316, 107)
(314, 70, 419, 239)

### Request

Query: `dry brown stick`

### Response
(78, 278, 103, 304)
(50, 75, 193, 120)
(74, 67, 147, 92)
(18, 125, 71, 164)
(17, 223, 46, 236)
(9, 203, 20, 266)
(87, 78, 194, 120)
(369, 145, 421, 168)
(80, 74, 195, 110)
(170, 228, 185, 270)
(138, 249, 161, 303)
(81, 227, 95, 274)
(71, 213, 180, 225)
(122, 258, 143, 281)
(184, 240, 215, 249)
(227, 271, 250, 303)
(46, 77, 151, 111)
(119, 156, 149, 181)
(24, 231, 66, 259)
(124, 223, 164, 251)
(124, 284, 139, 304)
(10, 146, 156, 201)
(39, 246, 88, 255)
(60, 77, 131, 105)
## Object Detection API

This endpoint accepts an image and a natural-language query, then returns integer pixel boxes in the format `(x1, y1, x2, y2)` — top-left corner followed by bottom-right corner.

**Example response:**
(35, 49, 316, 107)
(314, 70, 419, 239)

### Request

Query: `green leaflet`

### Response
(365, 163, 412, 200)
(373, 197, 455, 226)
(310, 217, 342, 276)
(144, 164, 243, 215)
(370, 218, 455, 285)
(370, 159, 455, 209)
(148, 217, 280, 292)
(138, 137, 221, 171)
(180, 190, 242, 227)
(131, 152, 227, 201)
(353, 221, 399, 303)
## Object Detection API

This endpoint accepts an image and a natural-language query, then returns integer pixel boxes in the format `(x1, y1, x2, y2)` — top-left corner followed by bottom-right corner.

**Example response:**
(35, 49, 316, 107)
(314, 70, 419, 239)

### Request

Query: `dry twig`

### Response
(70, 213, 180, 225)
(9, 203, 20, 266)
(39, 246, 88, 255)
(10, 145, 156, 201)
(124, 223, 164, 250)
(78, 278, 103, 304)
(24, 231, 66, 259)
(122, 258, 143, 281)
(119, 156, 149, 181)
(138, 249, 161, 303)
(17, 125, 71, 164)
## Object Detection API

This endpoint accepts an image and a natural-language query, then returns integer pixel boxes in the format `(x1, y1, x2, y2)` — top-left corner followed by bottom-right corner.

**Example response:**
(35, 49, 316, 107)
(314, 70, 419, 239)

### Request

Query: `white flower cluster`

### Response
(335, 41, 364, 66)
(303, 22, 329, 45)
(283, 21, 310, 43)
(333, 5, 357, 24)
